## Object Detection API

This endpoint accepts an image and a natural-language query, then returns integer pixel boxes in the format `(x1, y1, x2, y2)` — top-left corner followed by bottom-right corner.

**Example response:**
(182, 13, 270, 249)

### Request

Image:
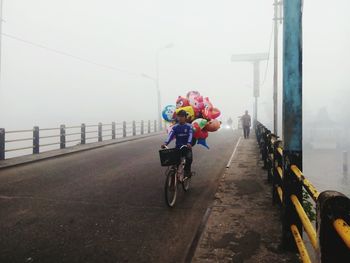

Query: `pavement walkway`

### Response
(192, 135, 299, 263)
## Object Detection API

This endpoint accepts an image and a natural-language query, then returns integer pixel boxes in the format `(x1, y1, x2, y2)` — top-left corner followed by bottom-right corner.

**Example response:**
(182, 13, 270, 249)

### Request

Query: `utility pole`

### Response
(231, 53, 269, 127)
(273, 0, 283, 135)
(0, 0, 3, 79)
(281, 0, 303, 250)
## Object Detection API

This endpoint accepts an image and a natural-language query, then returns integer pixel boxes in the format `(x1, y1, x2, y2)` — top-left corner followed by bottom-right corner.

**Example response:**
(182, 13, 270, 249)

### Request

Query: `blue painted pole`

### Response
(282, 0, 303, 250)
(283, 0, 302, 151)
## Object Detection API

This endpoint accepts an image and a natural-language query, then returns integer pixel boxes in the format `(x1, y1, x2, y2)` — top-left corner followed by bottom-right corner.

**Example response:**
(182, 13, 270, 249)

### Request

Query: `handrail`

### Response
(40, 142, 60, 147)
(65, 139, 81, 144)
(291, 165, 319, 202)
(5, 146, 34, 152)
(85, 130, 98, 134)
(41, 135, 61, 139)
(290, 194, 318, 250)
(277, 147, 283, 156)
(5, 137, 34, 143)
(255, 121, 350, 262)
(277, 166, 283, 180)
(334, 219, 350, 249)
(85, 136, 99, 140)
(5, 129, 33, 134)
(290, 225, 312, 263)
(0, 120, 160, 159)
(65, 132, 83, 136)
(40, 127, 60, 131)
(277, 186, 283, 203)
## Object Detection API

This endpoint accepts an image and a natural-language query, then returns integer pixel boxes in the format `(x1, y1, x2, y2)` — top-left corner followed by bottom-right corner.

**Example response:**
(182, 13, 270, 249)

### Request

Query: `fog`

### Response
(0, 1, 349, 192)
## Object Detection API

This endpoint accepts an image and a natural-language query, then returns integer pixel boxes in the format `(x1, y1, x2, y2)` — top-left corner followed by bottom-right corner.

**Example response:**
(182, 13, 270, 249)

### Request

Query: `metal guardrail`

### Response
(256, 122, 350, 263)
(0, 120, 160, 160)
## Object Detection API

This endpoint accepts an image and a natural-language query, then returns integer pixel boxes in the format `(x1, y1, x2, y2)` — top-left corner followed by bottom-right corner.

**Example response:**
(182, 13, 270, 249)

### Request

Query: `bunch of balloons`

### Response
(162, 91, 221, 149)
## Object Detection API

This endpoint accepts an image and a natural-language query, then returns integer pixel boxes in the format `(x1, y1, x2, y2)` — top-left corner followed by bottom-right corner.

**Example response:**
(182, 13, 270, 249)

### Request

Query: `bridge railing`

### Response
(256, 122, 350, 263)
(0, 120, 160, 160)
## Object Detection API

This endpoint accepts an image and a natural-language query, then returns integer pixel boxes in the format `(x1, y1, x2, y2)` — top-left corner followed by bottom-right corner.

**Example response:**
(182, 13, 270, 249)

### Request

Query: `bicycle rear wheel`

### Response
(165, 168, 177, 207)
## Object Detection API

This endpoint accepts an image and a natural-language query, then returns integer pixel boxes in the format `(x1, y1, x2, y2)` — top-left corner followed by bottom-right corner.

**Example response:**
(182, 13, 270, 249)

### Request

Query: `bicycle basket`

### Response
(159, 148, 181, 166)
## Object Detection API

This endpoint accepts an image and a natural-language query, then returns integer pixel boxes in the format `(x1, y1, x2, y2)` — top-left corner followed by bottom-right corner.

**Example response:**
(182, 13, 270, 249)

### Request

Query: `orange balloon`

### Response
(205, 119, 221, 132)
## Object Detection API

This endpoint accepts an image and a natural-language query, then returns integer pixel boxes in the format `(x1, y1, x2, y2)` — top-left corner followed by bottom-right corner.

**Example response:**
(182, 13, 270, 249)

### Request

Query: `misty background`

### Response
(0, 0, 349, 193)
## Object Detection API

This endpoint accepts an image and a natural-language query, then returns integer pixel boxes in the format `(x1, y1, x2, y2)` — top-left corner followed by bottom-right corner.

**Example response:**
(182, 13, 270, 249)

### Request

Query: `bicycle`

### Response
(159, 145, 192, 207)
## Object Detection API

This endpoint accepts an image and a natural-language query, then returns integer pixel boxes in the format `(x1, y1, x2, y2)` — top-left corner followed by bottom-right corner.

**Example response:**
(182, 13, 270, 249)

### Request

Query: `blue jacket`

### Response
(165, 123, 193, 149)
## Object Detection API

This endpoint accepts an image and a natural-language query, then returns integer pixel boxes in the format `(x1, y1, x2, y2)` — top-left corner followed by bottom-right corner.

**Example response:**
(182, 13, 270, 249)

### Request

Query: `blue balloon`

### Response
(162, 105, 176, 122)
(197, 138, 210, 149)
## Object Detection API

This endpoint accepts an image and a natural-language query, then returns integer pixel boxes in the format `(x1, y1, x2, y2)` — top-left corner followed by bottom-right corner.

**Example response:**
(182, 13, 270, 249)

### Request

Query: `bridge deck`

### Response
(193, 136, 299, 262)
(0, 130, 300, 262)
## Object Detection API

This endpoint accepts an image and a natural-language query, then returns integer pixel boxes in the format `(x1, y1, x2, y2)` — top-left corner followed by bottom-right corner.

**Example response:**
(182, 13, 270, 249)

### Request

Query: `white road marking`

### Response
(226, 136, 242, 168)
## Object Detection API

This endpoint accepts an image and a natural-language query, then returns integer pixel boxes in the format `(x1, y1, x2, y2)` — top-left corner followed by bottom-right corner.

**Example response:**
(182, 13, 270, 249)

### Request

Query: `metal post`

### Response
(98, 123, 102, 142)
(0, 128, 4, 160)
(156, 50, 161, 132)
(273, 0, 280, 135)
(317, 191, 350, 262)
(148, 120, 151, 133)
(157, 88, 162, 131)
(141, 120, 144, 135)
(60, 124, 66, 149)
(0, 0, 3, 78)
(112, 122, 116, 139)
(33, 126, 39, 154)
(253, 61, 260, 125)
(123, 121, 127, 138)
(282, 0, 303, 250)
(132, 121, 136, 136)
(343, 151, 348, 176)
(154, 120, 157, 132)
(81, 123, 86, 144)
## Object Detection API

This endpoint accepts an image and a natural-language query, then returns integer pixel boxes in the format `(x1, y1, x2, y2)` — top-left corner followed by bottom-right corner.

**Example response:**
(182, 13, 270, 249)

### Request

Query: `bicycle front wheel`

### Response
(165, 169, 177, 207)
(182, 176, 190, 192)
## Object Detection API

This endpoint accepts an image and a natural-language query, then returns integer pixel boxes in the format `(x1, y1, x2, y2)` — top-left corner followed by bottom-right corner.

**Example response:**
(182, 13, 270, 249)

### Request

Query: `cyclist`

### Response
(161, 110, 193, 179)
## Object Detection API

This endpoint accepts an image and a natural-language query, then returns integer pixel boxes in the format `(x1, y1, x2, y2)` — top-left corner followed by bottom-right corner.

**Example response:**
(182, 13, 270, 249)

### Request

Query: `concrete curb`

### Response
(0, 132, 163, 170)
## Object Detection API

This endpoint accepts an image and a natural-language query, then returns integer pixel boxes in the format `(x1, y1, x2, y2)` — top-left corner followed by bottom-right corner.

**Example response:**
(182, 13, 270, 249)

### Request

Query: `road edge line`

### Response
(184, 207, 212, 263)
(226, 136, 242, 168)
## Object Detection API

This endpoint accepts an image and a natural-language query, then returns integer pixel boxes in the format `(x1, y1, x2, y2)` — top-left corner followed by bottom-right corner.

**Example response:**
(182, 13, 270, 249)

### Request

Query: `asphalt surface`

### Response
(0, 128, 239, 263)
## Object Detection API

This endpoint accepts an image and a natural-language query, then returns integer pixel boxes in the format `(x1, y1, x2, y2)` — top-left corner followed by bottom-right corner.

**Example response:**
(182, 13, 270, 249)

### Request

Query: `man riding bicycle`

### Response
(161, 110, 193, 179)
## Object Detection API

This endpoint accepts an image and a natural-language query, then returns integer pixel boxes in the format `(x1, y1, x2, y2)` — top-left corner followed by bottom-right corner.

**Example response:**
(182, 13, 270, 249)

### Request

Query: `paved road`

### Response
(0, 129, 239, 263)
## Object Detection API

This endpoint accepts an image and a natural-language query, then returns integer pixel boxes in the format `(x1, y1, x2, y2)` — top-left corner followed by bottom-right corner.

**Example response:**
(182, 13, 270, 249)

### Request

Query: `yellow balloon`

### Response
(175, 106, 195, 122)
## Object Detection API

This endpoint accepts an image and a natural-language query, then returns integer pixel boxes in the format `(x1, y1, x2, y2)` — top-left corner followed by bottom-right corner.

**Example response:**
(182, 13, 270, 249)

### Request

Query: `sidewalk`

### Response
(192, 136, 299, 263)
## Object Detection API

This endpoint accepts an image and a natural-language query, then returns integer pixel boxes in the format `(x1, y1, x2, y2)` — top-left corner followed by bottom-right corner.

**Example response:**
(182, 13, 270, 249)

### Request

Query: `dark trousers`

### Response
(243, 126, 250, 139)
(180, 147, 193, 171)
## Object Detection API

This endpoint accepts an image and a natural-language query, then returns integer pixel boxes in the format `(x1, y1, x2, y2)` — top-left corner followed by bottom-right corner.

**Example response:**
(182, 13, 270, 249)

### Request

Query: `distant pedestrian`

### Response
(241, 110, 251, 139)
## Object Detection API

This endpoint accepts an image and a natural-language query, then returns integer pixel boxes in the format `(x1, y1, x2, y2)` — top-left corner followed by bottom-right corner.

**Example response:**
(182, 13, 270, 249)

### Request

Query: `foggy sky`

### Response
(0, 0, 349, 130)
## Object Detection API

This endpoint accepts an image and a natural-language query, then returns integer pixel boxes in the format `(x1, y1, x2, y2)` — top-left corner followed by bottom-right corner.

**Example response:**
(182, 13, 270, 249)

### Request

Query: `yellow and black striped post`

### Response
(317, 191, 350, 262)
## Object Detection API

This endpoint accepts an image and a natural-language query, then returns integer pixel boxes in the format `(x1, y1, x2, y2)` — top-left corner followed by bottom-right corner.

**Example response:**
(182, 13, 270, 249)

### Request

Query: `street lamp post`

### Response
(141, 73, 159, 128)
(155, 43, 173, 131)
(231, 53, 269, 127)
(0, 0, 4, 79)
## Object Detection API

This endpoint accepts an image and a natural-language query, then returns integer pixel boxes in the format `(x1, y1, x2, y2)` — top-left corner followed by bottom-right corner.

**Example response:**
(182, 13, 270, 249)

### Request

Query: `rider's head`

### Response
(176, 110, 187, 124)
